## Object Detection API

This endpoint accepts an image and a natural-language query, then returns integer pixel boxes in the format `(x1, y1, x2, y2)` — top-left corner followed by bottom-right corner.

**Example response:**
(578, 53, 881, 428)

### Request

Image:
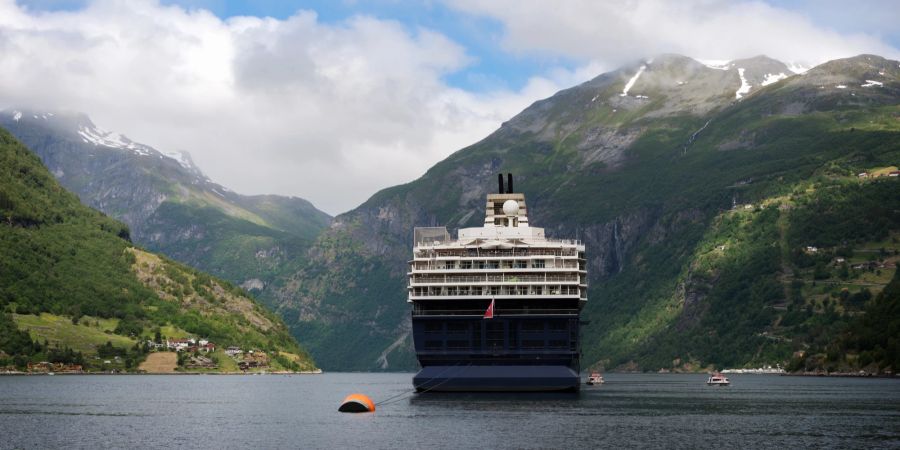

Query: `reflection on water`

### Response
(0, 373, 898, 449)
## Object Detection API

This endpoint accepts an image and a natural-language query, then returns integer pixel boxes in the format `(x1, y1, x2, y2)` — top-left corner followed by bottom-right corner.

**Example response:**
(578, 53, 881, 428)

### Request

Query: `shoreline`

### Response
(0, 370, 324, 376)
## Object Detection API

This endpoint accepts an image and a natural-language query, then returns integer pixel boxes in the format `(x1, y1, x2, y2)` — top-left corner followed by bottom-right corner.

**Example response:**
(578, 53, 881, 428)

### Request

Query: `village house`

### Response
(225, 346, 243, 357)
(166, 338, 192, 352)
(805, 246, 818, 253)
(889, 170, 900, 177)
(858, 172, 869, 179)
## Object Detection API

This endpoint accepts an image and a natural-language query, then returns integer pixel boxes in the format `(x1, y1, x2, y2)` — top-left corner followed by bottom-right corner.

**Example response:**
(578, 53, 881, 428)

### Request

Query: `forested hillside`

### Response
(0, 127, 315, 372)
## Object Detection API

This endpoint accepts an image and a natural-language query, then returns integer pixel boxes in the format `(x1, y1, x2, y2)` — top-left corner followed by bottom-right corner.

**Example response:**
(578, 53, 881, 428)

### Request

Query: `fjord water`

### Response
(1, 374, 897, 449)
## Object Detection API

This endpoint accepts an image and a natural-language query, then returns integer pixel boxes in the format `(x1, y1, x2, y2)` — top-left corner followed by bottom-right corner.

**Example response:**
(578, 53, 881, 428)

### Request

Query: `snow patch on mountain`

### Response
(163, 150, 195, 170)
(861, 80, 883, 87)
(621, 65, 647, 97)
(698, 59, 731, 71)
(735, 68, 751, 99)
(76, 123, 201, 174)
(12, 111, 21, 121)
(761, 73, 788, 86)
(77, 124, 152, 155)
(786, 62, 810, 74)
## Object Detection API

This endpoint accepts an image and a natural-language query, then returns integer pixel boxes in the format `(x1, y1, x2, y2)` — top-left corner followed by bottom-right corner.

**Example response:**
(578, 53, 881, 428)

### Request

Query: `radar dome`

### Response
(502, 199, 519, 216)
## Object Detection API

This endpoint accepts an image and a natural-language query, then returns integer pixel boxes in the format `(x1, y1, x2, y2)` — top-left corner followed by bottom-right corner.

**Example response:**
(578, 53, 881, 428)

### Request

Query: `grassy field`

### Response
(138, 352, 177, 373)
(13, 313, 136, 353)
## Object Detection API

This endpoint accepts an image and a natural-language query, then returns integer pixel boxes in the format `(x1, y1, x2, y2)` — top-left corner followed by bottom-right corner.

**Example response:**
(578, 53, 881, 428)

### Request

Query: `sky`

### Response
(2, 0, 899, 215)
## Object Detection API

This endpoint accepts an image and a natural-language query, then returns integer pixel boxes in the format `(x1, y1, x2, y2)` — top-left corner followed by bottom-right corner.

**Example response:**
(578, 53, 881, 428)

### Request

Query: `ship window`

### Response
(514, 260, 527, 269)
(533, 260, 545, 268)
(446, 340, 469, 349)
(522, 340, 544, 349)
(475, 261, 485, 269)
(487, 261, 500, 269)
(460, 261, 472, 270)
(490, 286, 500, 295)
(447, 287, 457, 296)
(424, 340, 443, 350)
(548, 340, 568, 349)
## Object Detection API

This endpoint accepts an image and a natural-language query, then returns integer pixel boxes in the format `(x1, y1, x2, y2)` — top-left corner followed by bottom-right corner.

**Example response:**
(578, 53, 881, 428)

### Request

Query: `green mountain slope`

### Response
(0, 126, 315, 371)
(0, 111, 331, 301)
(273, 54, 900, 372)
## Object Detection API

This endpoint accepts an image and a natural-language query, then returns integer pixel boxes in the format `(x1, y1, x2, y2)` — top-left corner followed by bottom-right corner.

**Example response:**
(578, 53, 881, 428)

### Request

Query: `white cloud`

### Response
(447, 0, 900, 68)
(2, 0, 898, 215)
(0, 0, 564, 214)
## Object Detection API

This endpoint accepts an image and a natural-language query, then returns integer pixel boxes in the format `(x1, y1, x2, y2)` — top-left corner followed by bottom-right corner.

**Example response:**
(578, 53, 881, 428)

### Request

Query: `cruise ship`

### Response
(409, 174, 587, 392)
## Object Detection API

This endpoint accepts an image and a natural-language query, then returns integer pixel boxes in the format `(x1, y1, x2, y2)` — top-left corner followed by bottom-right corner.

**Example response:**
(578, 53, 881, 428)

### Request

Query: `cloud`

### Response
(2, 0, 897, 215)
(447, 0, 900, 67)
(0, 0, 564, 214)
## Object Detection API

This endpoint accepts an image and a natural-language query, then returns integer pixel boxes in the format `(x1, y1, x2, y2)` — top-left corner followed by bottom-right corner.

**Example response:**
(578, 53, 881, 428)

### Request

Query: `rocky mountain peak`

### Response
(1, 108, 204, 177)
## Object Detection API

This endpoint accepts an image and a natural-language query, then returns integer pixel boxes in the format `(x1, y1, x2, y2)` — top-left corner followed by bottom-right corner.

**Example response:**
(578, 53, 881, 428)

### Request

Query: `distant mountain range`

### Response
(0, 110, 331, 304)
(0, 126, 315, 371)
(4, 53, 899, 374)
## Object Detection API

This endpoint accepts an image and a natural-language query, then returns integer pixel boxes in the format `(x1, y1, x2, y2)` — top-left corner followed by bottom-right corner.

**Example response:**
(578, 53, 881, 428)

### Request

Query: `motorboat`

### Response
(587, 372, 604, 385)
(706, 372, 730, 386)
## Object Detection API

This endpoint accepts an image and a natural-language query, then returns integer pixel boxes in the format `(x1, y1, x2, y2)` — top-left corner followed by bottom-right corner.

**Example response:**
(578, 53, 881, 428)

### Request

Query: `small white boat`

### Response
(706, 372, 730, 386)
(587, 372, 604, 385)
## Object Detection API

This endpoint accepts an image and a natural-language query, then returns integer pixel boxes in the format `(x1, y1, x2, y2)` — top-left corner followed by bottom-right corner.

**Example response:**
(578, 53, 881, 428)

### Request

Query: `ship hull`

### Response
(411, 314, 581, 392)
(413, 365, 580, 392)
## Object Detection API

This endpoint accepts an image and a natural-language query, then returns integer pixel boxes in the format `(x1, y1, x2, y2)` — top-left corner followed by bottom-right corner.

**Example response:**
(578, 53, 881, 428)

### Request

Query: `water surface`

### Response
(1, 373, 898, 449)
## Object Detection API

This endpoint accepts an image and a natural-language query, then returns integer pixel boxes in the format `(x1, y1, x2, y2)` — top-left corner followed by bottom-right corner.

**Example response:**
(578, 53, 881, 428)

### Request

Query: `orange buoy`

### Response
(338, 393, 376, 413)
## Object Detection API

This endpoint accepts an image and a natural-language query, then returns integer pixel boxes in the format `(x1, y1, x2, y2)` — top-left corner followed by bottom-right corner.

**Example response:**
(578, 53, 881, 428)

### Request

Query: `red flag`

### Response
(483, 299, 494, 319)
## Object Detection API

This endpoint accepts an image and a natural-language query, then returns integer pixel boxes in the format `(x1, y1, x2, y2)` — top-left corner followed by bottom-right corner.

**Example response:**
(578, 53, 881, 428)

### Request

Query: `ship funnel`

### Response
(498, 173, 505, 194)
(507, 173, 513, 194)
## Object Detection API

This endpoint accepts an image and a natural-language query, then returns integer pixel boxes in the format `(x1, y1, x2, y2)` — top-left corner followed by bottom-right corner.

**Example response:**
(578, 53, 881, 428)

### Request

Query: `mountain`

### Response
(0, 110, 331, 300)
(272, 54, 900, 372)
(0, 126, 315, 371)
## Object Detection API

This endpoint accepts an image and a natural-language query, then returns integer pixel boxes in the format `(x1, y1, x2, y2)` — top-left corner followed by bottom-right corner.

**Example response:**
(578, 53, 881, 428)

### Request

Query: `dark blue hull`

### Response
(413, 365, 580, 392)
(411, 314, 582, 392)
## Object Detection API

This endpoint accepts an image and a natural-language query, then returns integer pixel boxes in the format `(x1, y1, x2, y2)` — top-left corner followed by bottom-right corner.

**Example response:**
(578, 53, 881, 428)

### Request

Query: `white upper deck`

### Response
(414, 193, 584, 252)
(410, 185, 586, 304)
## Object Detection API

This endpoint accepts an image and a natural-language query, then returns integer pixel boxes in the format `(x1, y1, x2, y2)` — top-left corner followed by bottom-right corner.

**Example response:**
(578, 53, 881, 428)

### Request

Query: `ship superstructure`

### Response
(409, 174, 586, 392)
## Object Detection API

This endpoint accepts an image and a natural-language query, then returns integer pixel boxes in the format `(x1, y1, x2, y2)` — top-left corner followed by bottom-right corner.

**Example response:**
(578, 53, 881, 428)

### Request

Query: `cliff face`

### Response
(273, 54, 900, 371)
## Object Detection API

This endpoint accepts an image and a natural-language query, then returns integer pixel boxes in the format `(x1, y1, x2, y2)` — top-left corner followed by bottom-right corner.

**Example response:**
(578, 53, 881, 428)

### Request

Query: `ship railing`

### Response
(412, 308, 580, 316)
(410, 274, 581, 284)
(415, 239, 583, 250)
(411, 285, 583, 295)
(414, 249, 581, 258)
(410, 263, 582, 271)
